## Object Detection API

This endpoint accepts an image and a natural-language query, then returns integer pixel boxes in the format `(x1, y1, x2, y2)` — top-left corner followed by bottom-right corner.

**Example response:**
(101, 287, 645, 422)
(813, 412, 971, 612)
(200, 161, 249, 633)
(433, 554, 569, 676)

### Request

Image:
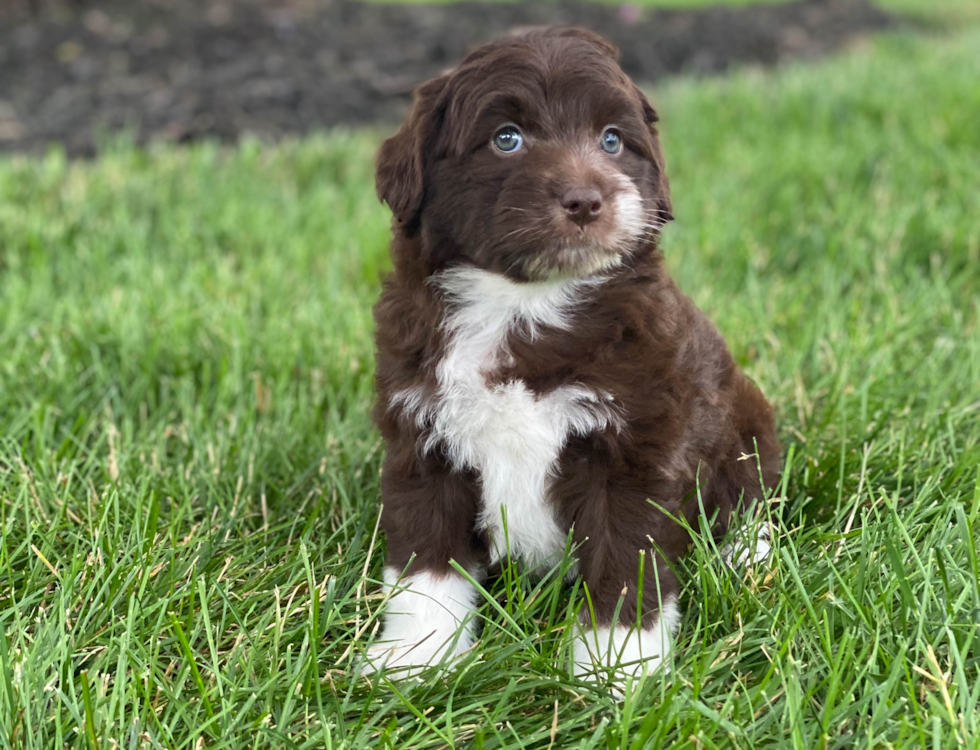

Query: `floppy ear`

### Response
(376, 75, 449, 228)
(632, 84, 673, 224)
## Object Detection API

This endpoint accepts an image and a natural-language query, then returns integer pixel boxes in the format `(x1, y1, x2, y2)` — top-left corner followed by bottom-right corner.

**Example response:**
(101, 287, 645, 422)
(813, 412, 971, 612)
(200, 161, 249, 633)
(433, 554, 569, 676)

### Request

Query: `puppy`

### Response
(365, 28, 780, 685)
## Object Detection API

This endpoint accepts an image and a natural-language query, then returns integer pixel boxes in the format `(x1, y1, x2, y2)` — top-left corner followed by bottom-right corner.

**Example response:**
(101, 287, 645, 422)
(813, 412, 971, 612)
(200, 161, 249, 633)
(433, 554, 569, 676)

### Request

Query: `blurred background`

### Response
(0, 0, 915, 155)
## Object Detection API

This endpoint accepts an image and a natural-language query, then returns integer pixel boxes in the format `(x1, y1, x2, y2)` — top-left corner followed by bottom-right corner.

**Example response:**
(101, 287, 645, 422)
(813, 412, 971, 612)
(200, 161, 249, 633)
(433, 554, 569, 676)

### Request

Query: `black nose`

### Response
(561, 187, 603, 227)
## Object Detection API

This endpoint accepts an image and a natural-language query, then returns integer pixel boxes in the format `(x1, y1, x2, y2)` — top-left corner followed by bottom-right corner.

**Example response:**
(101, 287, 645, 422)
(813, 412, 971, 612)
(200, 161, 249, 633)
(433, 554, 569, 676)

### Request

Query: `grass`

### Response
(877, 0, 980, 24)
(2, 19, 980, 750)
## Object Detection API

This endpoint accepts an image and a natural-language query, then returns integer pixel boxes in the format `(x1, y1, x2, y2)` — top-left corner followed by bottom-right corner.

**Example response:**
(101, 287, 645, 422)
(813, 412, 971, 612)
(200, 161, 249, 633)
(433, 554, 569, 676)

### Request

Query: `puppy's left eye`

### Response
(492, 126, 524, 154)
(600, 128, 623, 155)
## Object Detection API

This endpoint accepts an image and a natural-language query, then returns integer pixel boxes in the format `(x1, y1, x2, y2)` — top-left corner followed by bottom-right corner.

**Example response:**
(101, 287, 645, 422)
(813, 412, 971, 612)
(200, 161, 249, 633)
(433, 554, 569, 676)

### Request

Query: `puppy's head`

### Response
(377, 28, 672, 281)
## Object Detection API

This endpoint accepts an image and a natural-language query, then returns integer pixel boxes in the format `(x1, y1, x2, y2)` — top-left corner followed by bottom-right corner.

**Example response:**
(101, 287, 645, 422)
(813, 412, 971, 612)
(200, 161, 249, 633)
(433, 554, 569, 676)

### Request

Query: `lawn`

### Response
(2, 17, 980, 750)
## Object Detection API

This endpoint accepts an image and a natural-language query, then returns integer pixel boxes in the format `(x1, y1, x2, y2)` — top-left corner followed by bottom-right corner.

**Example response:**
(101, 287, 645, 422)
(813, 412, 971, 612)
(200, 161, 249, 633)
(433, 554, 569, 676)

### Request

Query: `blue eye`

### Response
(493, 126, 523, 153)
(600, 128, 623, 154)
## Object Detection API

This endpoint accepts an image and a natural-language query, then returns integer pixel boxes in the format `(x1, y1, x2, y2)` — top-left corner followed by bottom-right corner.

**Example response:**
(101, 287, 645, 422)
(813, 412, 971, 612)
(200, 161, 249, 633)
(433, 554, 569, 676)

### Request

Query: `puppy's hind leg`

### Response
(711, 457, 778, 569)
(720, 514, 773, 568)
(718, 377, 781, 568)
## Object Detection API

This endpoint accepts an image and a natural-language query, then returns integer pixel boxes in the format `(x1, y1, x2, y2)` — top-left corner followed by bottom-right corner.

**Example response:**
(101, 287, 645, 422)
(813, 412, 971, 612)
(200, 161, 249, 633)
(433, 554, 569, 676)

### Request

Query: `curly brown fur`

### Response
(365, 27, 779, 684)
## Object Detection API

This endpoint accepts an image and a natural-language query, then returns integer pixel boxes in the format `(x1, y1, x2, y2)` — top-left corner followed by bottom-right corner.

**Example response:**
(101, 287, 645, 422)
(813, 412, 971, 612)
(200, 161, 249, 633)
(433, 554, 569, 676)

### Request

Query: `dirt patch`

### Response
(0, 0, 894, 155)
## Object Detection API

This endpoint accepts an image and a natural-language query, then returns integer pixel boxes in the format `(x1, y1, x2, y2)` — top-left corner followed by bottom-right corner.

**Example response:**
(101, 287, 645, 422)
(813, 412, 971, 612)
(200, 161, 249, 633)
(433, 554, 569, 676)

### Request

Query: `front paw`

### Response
(571, 598, 680, 696)
(360, 567, 480, 679)
(361, 629, 473, 678)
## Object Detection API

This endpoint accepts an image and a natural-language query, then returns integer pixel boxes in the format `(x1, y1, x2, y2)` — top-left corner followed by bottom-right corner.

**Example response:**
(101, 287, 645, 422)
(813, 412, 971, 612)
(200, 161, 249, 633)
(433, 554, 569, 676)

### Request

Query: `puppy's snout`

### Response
(561, 187, 603, 227)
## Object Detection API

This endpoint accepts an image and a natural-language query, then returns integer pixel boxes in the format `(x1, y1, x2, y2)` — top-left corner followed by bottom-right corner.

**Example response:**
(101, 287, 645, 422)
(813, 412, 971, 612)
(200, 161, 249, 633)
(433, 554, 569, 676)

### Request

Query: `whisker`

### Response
(499, 227, 536, 243)
(499, 224, 546, 243)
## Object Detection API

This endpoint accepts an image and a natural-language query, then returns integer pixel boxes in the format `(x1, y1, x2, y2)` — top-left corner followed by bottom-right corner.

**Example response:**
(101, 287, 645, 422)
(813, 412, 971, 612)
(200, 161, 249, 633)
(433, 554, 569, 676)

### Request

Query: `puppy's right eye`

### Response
(492, 126, 524, 154)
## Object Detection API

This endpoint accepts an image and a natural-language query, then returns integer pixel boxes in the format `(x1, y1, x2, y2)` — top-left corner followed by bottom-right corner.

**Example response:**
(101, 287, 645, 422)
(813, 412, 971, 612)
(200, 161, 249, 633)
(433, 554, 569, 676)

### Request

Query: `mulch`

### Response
(0, 0, 894, 155)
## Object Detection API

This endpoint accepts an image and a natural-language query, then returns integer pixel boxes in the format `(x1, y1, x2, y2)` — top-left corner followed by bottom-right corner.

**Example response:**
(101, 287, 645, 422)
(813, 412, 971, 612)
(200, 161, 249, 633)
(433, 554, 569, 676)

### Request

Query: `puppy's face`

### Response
(377, 29, 672, 282)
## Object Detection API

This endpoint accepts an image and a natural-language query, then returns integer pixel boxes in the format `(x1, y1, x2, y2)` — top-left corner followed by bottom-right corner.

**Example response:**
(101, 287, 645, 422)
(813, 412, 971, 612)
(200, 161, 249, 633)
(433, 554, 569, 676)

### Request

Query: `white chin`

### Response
(527, 246, 626, 281)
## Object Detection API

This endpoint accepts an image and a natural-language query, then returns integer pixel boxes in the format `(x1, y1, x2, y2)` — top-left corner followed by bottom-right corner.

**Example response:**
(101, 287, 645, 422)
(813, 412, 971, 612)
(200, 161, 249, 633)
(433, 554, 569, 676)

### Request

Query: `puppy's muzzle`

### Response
(562, 186, 603, 228)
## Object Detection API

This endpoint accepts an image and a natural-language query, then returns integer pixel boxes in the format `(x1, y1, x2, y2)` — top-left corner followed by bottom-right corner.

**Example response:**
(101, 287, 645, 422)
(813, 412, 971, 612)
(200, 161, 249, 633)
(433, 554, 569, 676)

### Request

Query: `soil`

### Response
(0, 0, 894, 155)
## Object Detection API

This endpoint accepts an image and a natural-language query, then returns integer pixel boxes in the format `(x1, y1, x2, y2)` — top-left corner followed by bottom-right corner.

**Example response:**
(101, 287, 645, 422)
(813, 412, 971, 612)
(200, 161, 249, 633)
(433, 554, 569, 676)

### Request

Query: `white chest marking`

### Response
(394, 267, 622, 567)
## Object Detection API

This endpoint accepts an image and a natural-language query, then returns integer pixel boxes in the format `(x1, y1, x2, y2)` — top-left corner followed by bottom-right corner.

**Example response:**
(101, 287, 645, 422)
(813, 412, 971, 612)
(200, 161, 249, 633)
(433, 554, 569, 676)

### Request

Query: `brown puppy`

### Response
(365, 28, 779, 685)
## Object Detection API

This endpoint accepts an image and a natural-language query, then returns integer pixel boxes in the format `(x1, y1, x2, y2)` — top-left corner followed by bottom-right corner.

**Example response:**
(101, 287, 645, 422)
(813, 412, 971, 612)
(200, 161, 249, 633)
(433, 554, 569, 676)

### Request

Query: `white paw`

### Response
(361, 628, 473, 678)
(361, 568, 479, 679)
(722, 523, 772, 568)
(571, 598, 680, 696)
